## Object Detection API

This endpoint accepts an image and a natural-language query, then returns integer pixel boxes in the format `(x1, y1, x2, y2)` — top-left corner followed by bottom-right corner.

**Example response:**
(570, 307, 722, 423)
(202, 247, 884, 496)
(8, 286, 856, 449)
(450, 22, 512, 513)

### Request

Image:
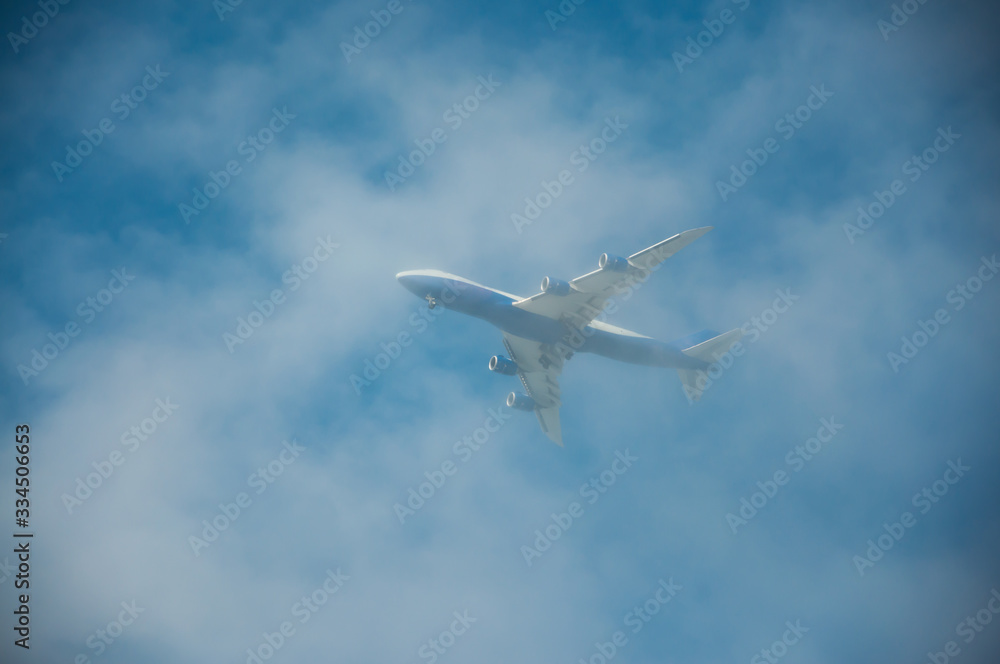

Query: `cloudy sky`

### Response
(2, 0, 999, 662)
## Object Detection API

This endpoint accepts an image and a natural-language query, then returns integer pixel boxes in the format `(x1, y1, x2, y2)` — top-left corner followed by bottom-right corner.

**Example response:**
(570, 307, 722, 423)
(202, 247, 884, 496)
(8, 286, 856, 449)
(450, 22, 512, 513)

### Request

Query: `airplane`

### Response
(396, 227, 741, 446)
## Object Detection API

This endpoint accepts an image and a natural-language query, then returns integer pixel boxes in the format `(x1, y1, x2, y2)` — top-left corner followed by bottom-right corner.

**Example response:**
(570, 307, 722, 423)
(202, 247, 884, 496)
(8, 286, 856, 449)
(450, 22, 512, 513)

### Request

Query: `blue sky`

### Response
(2, 0, 1000, 662)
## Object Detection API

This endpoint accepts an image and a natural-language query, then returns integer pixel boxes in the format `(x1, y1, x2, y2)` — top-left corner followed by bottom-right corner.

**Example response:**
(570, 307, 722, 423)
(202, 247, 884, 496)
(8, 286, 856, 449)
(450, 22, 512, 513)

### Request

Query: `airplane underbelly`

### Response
(474, 303, 705, 369)
(489, 306, 569, 344)
(579, 328, 706, 369)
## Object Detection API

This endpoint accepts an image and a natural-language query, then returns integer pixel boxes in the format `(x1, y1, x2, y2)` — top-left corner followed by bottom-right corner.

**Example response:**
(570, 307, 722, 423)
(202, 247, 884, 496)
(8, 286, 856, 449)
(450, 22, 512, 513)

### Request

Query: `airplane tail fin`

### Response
(676, 328, 742, 402)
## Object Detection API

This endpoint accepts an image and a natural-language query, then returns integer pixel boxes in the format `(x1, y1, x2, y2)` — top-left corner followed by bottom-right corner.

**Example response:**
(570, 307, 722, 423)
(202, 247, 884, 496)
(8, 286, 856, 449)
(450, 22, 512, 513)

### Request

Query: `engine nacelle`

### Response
(506, 392, 536, 411)
(599, 253, 630, 272)
(489, 355, 518, 375)
(540, 276, 571, 296)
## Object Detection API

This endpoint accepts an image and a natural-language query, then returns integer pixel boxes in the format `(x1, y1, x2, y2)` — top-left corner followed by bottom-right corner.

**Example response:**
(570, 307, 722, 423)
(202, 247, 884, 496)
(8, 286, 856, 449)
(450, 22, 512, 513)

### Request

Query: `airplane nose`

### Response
(396, 272, 427, 297)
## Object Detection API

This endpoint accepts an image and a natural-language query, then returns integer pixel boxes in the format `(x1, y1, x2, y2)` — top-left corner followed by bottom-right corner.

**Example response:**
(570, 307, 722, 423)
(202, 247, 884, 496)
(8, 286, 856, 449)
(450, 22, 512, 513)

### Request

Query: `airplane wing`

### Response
(502, 332, 565, 446)
(513, 227, 713, 328)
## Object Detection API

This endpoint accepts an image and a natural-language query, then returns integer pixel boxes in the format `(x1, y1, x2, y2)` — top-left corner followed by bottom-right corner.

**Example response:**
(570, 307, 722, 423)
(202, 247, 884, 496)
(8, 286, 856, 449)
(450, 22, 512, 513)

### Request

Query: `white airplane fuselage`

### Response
(396, 269, 707, 370)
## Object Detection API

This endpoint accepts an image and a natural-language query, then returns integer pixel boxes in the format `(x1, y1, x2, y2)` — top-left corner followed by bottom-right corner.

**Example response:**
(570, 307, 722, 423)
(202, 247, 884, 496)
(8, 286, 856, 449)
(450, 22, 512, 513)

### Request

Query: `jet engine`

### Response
(506, 392, 536, 411)
(598, 253, 630, 272)
(489, 355, 519, 375)
(540, 276, 571, 296)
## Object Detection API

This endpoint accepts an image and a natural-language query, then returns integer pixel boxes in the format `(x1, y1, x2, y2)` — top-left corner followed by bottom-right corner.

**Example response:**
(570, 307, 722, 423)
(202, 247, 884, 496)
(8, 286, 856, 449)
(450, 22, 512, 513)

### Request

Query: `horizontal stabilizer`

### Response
(668, 329, 719, 351)
(677, 328, 742, 402)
